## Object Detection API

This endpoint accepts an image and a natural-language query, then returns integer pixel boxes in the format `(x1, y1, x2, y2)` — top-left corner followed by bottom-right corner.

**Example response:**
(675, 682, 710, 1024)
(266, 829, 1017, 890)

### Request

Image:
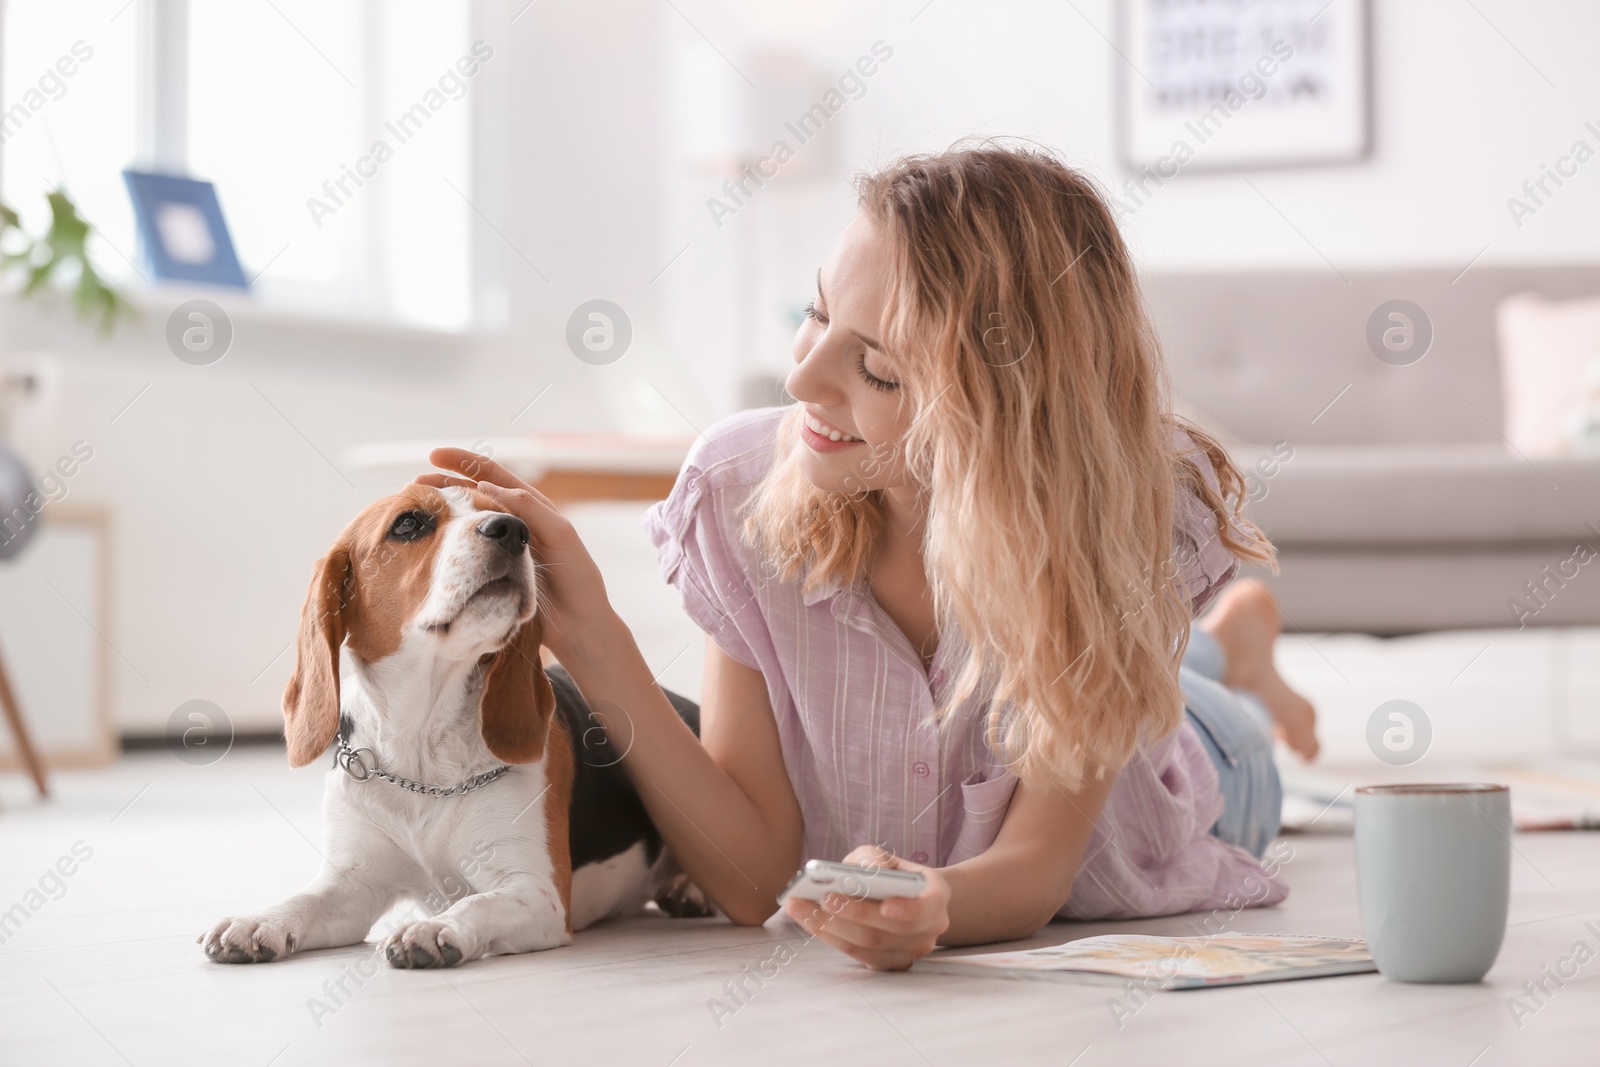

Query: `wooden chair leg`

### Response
(0, 638, 48, 798)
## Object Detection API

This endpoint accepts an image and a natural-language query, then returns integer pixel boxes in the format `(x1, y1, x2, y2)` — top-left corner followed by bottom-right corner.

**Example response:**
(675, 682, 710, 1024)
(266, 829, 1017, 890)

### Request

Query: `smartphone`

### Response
(776, 859, 928, 905)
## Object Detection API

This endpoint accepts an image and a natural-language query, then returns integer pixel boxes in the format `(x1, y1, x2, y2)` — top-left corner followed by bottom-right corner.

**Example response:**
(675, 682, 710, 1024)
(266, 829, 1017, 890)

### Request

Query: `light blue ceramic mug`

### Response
(1354, 783, 1511, 983)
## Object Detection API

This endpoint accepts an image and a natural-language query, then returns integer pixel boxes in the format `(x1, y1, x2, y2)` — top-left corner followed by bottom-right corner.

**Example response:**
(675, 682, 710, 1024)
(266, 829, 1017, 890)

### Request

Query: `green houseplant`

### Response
(1, 189, 131, 333)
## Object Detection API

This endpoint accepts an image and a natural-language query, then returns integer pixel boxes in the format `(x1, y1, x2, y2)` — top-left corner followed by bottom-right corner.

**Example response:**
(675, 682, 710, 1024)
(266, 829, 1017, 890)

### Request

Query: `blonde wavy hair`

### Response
(741, 143, 1274, 791)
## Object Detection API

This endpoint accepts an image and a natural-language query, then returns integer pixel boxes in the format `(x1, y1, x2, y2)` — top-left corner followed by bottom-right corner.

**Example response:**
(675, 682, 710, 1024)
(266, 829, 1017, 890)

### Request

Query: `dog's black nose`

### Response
(476, 514, 529, 552)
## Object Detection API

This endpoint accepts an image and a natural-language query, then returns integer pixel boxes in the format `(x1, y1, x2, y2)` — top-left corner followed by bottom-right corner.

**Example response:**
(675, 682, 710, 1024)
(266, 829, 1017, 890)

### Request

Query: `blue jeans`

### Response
(1180, 629, 1282, 857)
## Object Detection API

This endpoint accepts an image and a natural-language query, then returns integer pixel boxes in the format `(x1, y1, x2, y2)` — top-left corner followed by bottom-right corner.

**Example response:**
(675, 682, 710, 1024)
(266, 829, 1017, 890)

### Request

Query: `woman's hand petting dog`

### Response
(416, 448, 614, 667)
(782, 845, 952, 971)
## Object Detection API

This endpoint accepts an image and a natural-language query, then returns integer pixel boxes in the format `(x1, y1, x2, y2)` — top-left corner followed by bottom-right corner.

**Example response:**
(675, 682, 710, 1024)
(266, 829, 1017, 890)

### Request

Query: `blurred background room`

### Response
(2, 0, 1600, 1055)
(5, 0, 1600, 836)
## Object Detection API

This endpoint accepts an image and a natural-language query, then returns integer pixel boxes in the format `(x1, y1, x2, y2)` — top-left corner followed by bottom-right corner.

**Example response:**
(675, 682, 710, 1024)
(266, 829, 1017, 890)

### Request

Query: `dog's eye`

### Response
(387, 510, 435, 542)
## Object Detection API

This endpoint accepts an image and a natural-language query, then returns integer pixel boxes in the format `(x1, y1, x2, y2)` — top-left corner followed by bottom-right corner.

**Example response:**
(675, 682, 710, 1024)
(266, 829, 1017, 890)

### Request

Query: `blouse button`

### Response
(911, 851, 929, 864)
(912, 761, 930, 778)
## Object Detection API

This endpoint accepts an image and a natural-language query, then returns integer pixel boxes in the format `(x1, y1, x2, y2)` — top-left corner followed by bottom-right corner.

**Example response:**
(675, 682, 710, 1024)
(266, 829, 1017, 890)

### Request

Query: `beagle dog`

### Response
(199, 484, 704, 968)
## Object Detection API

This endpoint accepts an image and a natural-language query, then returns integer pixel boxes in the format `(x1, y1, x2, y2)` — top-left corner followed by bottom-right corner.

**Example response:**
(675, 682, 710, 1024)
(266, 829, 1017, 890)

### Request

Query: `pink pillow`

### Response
(1496, 293, 1600, 456)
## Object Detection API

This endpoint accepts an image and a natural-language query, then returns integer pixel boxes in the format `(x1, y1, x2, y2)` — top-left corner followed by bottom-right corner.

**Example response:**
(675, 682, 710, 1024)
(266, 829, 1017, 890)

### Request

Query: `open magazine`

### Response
(918, 933, 1375, 989)
(1279, 759, 1600, 831)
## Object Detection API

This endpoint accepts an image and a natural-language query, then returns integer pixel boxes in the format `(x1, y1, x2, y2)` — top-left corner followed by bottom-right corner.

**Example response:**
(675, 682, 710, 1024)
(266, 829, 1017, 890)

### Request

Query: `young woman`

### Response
(419, 144, 1319, 971)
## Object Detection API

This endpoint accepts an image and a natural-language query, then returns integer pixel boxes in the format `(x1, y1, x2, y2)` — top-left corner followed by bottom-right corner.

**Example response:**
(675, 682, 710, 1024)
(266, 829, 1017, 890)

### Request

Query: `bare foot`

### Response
(1199, 580, 1320, 761)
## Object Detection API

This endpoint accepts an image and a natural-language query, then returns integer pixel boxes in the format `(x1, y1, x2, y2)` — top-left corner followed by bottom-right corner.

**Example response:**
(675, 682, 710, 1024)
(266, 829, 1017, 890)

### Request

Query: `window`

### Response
(2, 0, 476, 332)
(187, 0, 367, 300)
(0, 1, 140, 274)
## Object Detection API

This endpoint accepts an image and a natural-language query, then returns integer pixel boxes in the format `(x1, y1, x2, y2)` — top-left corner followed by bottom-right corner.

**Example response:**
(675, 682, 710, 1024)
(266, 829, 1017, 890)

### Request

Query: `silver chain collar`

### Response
(334, 733, 512, 798)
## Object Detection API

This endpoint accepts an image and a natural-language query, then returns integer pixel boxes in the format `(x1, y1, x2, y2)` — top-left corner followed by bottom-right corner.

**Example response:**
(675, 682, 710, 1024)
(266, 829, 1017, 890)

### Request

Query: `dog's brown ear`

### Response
(282, 544, 351, 768)
(479, 611, 556, 764)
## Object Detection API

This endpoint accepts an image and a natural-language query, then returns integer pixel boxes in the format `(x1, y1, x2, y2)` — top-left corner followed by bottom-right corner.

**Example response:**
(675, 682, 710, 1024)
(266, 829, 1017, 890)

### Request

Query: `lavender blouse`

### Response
(643, 406, 1287, 919)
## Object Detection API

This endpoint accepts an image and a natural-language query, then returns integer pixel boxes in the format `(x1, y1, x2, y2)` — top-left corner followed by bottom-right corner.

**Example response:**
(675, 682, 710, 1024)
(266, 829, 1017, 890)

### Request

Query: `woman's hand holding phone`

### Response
(781, 845, 952, 972)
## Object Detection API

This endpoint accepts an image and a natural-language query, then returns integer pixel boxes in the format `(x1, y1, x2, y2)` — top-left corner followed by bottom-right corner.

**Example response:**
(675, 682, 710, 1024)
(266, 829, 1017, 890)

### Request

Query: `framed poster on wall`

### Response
(1117, 0, 1371, 173)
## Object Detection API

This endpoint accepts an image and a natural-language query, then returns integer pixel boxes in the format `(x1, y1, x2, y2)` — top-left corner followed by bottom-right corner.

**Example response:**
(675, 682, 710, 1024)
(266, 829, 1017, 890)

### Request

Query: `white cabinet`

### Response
(0, 507, 115, 771)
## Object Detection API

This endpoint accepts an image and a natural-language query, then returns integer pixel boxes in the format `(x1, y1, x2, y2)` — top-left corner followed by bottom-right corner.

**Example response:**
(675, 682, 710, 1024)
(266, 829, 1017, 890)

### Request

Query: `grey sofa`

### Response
(1143, 267, 1600, 634)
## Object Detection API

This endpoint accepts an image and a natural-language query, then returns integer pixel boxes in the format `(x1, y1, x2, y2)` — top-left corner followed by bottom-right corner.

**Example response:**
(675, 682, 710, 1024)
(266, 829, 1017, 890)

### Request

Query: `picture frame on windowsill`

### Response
(122, 170, 250, 289)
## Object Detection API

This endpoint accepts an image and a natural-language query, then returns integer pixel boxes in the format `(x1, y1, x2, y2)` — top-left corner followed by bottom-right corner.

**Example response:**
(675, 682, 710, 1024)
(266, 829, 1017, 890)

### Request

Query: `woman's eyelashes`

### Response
(856, 354, 899, 392)
(802, 299, 900, 392)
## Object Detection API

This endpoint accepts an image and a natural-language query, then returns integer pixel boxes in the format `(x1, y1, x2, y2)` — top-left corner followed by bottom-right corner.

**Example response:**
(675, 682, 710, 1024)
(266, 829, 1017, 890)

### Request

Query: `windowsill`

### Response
(119, 283, 482, 346)
(0, 284, 485, 353)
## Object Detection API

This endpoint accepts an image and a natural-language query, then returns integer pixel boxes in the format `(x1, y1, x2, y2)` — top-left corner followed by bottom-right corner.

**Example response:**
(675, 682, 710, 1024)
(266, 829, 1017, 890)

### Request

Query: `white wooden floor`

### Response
(2, 749, 1597, 1067)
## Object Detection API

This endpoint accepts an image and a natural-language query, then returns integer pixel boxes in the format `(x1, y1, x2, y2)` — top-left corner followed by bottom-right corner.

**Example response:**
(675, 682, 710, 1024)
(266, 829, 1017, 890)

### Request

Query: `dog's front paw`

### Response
(198, 916, 300, 964)
(381, 920, 466, 969)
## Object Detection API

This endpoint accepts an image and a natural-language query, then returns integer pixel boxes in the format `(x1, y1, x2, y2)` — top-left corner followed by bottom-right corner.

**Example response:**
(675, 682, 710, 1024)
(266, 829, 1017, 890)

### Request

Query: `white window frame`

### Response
(124, 0, 492, 331)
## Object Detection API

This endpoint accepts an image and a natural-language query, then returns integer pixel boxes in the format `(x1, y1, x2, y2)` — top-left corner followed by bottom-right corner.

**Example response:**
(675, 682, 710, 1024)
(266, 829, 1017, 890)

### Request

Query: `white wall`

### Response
(664, 0, 1600, 385)
(3, 0, 1599, 738)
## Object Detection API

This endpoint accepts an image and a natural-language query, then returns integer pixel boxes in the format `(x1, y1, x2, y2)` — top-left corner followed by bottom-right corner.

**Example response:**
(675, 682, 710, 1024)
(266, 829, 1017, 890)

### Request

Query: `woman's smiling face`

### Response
(785, 212, 912, 495)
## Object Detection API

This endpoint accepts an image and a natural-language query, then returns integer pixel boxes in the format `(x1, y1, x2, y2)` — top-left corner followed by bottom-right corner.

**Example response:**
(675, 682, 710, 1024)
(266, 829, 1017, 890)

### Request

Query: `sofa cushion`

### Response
(1497, 292, 1600, 457)
(1232, 443, 1600, 546)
